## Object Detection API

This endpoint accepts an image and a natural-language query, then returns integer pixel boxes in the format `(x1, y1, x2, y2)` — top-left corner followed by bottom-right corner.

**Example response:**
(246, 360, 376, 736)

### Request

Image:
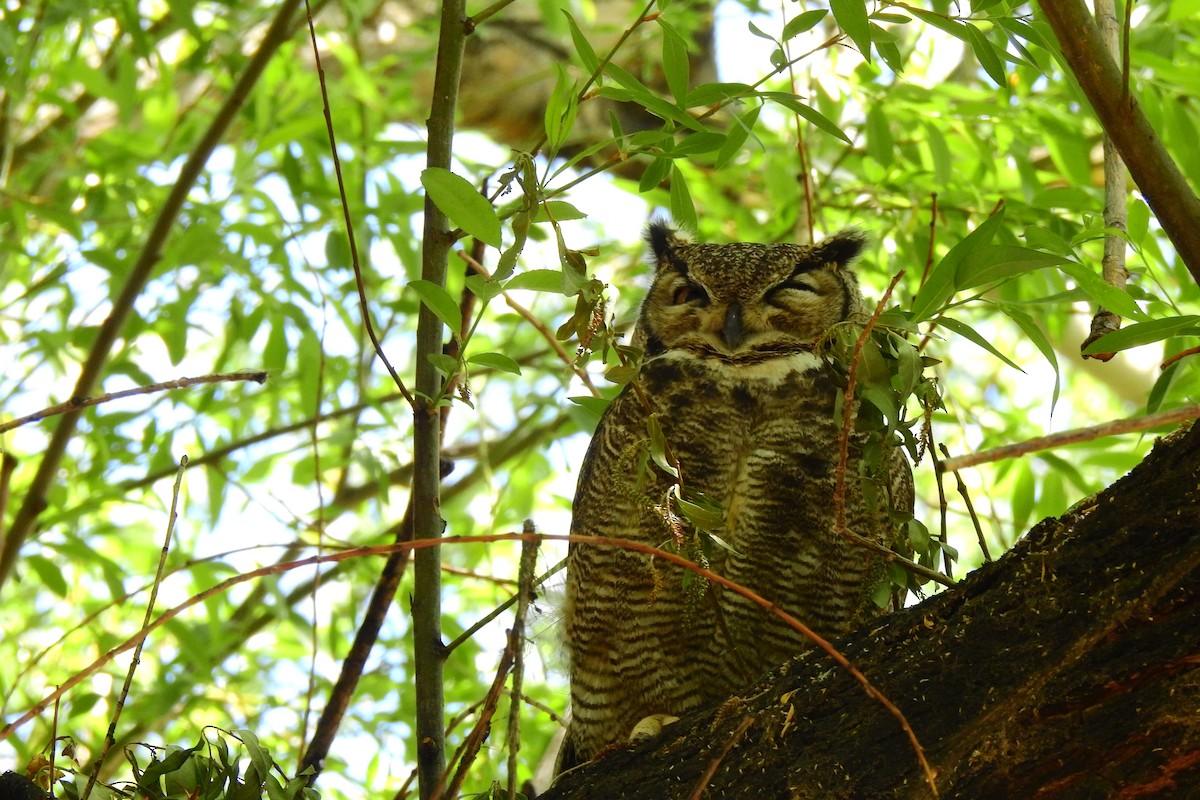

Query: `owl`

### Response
(557, 222, 913, 772)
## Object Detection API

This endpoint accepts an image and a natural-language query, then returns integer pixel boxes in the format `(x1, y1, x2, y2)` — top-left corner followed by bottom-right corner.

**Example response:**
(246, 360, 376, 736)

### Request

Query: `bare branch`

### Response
(0, 371, 268, 434)
(1081, 0, 1130, 361)
(940, 405, 1200, 472)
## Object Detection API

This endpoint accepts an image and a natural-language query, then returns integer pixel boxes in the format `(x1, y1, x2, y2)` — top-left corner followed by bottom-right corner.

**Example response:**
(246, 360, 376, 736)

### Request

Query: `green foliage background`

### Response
(1, 0, 1198, 797)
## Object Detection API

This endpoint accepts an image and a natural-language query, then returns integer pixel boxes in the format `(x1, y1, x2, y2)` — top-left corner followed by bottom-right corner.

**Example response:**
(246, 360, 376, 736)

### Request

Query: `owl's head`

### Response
(632, 222, 868, 363)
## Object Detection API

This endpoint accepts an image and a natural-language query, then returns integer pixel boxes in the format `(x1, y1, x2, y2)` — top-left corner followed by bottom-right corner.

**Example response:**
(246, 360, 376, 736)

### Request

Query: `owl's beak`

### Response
(722, 303, 745, 350)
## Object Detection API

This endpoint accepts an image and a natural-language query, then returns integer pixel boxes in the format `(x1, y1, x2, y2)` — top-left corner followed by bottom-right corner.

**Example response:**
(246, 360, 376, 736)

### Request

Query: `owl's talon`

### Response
(629, 713, 680, 743)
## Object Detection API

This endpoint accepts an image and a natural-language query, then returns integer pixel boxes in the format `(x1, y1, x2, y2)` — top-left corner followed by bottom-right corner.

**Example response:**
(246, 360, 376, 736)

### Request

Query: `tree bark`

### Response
(541, 422, 1200, 799)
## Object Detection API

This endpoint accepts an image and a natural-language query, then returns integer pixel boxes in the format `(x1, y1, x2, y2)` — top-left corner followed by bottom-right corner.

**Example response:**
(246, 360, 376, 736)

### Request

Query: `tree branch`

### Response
(1036, 0, 1200, 285)
(413, 0, 469, 796)
(939, 405, 1200, 472)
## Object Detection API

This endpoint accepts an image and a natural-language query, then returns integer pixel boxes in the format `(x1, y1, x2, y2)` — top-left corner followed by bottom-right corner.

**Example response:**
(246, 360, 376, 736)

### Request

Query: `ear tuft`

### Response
(812, 229, 868, 267)
(645, 219, 680, 262)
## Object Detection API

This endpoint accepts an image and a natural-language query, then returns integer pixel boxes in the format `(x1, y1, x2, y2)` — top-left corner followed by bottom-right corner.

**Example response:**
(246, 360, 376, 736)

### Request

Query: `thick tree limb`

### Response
(542, 422, 1200, 798)
(1036, 0, 1200, 285)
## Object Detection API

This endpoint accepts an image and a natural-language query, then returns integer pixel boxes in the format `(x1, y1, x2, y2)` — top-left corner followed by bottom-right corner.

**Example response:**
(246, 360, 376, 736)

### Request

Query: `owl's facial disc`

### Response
(637, 224, 867, 363)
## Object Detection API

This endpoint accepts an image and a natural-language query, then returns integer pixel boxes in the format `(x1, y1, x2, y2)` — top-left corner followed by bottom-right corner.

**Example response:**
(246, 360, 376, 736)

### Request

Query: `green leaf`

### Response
(923, 122, 952, 184)
(669, 164, 698, 231)
(1011, 461, 1036, 535)
(1056, 260, 1146, 321)
(420, 167, 502, 248)
(1082, 315, 1200, 355)
(296, 329, 322, 413)
(963, 23, 1006, 86)
(658, 17, 690, 105)
(937, 316, 1025, 372)
(601, 65, 706, 131)
(910, 210, 1005, 322)
(494, 206, 531, 281)
(409, 279, 463, 332)
(762, 92, 850, 143)
(532, 200, 587, 222)
(685, 82, 753, 107)
(830, 0, 871, 61)
(544, 66, 579, 155)
(715, 103, 762, 169)
(995, 302, 1060, 412)
(467, 351, 522, 374)
(562, 11, 601, 74)
(27, 555, 68, 597)
(506, 269, 567, 294)
(956, 245, 1070, 291)
(783, 9, 828, 40)
(906, 6, 969, 40)
(159, 316, 189, 367)
(427, 353, 458, 377)
(672, 489, 724, 532)
(865, 105, 893, 167)
(639, 155, 673, 192)
(1127, 197, 1150, 245)
(747, 20, 777, 42)
(1146, 360, 1180, 414)
(670, 132, 726, 156)
(568, 395, 614, 419)
(645, 414, 679, 478)
(463, 273, 504, 302)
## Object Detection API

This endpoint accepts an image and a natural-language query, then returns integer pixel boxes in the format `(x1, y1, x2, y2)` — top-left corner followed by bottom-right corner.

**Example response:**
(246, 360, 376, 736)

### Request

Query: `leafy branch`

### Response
(0, 0, 305, 595)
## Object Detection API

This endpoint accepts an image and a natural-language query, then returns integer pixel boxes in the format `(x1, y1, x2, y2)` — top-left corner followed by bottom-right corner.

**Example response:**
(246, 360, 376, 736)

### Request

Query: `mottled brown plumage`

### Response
(557, 223, 913, 772)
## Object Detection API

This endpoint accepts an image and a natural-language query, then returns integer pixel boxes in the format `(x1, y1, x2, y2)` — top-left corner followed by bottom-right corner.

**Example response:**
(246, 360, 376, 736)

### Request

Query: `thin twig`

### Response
(929, 438, 954, 580)
(300, 265, 330, 756)
(50, 690, 61, 797)
(298, 502, 416, 779)
(444, 558, 567, 655)
(506, 524, 539, 800)
(940, 405, 1200, 472)
(80, 455, 187, 800)
(1161, 346, 1200, 371)
(687, 715, 755, 800)
(0, 453, 16, 566)
(304, 0, 414, 406)
(433, 635, 515, 800)
(466, 0, 520, 29)
(921, 192, 938, 288)
(0, 371, 268, 434)
(782, 0, 814, 245)
(939, 444, 991, 563)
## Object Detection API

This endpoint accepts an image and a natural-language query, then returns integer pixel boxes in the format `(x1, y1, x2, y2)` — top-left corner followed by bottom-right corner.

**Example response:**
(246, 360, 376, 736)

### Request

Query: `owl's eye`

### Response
(767, 277, 818, 302)
(672, 284, 709, 305)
